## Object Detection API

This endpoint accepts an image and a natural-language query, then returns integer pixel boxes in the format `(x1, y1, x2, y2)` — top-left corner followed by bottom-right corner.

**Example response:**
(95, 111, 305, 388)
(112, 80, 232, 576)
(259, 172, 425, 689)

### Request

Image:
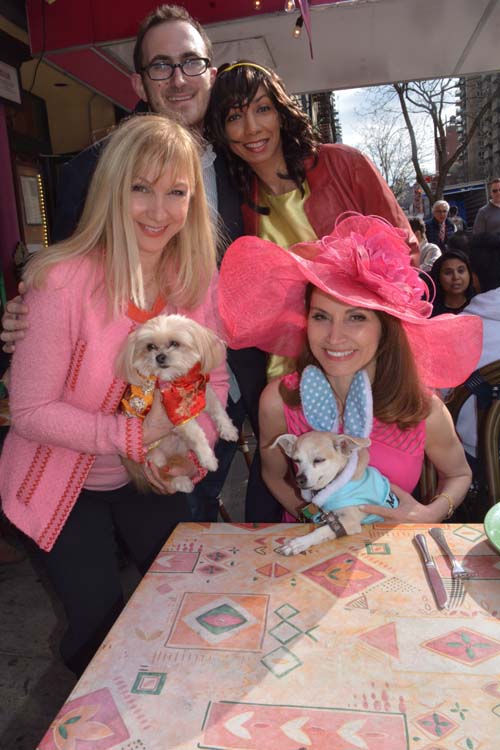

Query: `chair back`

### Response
(419, 359, 500, 511)
(483, 399, 500, 505)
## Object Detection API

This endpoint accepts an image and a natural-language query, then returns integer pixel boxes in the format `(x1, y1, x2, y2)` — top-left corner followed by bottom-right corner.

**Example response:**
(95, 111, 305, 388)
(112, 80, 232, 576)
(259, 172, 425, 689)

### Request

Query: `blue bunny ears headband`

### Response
(300, 366, 373, 438)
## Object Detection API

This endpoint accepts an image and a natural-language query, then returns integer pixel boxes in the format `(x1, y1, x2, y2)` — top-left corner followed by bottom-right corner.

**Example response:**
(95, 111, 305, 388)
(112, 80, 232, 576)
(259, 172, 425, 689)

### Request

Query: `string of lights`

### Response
(253, 0, 305, 39)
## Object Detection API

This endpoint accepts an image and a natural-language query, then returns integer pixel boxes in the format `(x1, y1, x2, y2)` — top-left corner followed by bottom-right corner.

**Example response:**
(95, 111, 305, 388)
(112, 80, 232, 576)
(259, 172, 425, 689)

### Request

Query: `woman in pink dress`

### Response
(218, 214, 482, 523)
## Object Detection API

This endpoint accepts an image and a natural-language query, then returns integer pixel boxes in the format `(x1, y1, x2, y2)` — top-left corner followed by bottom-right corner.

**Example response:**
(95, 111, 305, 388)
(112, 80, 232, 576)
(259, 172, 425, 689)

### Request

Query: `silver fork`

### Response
(429, 527, 469, 579)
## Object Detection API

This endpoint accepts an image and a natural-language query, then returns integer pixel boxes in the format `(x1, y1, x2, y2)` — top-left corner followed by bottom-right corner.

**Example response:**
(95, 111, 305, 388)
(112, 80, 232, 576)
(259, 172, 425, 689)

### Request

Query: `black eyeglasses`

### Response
(142, 57, 210, 81)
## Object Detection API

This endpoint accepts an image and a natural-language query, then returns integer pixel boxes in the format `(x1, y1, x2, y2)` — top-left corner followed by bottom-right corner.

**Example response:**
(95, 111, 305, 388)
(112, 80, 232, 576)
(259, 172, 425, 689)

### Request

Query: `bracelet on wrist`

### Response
(145, 439, 162, 454)
(430, 492, 454, 520)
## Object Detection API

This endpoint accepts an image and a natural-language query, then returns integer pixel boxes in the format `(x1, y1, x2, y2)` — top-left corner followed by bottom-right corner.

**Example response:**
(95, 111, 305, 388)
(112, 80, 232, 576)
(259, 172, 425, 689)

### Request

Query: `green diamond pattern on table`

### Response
(453, 525, 484, 542)
(261, 646, 302, 678)
(269, 620, 302, 645)
(365, 542, 391, 555)
(131, 671, 167, 695)
(196, 603, 248, 635)
(415, 709, 458, 739)
(274, 603, 299, 620)
(423, 628, 500, 665)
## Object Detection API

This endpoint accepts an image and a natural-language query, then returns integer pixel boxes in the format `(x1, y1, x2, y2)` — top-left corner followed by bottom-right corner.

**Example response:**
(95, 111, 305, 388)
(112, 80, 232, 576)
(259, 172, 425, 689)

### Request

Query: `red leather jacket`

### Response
(241, 143, 419, 264)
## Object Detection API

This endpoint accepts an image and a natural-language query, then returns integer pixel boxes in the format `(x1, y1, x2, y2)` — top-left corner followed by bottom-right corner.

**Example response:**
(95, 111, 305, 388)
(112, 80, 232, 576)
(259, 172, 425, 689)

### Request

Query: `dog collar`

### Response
(158, 362, 209, 426)
(307, 450, 359, 509)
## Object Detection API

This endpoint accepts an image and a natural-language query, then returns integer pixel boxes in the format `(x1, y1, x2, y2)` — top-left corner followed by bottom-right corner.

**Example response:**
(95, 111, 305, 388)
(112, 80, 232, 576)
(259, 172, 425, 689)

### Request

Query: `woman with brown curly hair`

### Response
(206, 61, 418, 263)
(206, 61, 420, 522)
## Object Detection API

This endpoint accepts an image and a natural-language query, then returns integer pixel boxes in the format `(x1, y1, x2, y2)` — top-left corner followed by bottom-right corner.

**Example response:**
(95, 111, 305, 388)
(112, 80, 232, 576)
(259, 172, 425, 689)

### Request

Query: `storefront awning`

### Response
(26, 0, 500, 110)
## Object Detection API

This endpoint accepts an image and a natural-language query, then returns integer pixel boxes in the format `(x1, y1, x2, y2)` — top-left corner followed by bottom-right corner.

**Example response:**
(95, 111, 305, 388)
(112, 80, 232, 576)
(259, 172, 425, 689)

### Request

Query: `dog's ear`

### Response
(332, 435, 371, 456)
(271, 434, 298, 457)
(188, 321, 226, 373)
(116, 329, 142, 384)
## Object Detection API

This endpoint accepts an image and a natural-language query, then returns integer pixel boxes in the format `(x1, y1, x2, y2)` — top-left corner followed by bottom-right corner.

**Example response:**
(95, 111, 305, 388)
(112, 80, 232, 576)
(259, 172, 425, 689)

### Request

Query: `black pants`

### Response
(188, 395, 247, 521)
(245, 450, 283, 522)
(226, 346, 267, 439)
(39, 484, 190, 676)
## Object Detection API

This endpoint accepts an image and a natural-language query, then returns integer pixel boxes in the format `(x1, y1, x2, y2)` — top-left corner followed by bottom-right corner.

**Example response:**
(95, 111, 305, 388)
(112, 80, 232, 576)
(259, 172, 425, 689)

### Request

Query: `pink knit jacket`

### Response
(0, 256, 228, 551)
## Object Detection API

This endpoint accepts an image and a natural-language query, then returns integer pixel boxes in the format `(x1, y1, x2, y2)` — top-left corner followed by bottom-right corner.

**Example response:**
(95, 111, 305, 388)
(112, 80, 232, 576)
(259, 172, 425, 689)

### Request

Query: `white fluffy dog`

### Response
(116, 314, 238, 493)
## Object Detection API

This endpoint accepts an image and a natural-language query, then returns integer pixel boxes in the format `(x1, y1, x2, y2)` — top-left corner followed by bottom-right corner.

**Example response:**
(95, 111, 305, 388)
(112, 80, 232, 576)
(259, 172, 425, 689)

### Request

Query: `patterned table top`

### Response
(38, 522, 500, 750)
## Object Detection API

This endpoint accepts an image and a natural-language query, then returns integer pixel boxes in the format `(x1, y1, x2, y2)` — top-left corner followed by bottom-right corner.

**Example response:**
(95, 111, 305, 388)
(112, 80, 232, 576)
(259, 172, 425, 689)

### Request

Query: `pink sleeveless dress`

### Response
(281, 373, 426, 521)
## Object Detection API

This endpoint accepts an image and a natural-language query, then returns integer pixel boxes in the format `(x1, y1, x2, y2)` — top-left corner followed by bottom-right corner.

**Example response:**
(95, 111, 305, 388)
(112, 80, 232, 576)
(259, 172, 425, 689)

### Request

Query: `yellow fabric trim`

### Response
(257, 181, 317, 381)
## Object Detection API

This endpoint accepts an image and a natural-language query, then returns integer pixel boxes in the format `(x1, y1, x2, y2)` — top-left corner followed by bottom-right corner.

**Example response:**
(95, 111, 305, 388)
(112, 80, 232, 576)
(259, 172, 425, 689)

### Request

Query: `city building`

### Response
(455, 73, 500, 182)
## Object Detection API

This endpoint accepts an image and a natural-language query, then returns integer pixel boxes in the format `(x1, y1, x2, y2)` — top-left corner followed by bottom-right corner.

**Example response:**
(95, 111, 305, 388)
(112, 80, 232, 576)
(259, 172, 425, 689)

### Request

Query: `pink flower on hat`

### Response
(315, 216, 432, 317)
(218, 213, 482, 388)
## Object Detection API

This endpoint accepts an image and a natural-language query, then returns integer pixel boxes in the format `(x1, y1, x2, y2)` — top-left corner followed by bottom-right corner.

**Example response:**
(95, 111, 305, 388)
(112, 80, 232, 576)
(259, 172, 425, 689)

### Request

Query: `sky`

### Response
(334, 88, 365, 149)
(333, 85, 456, 174)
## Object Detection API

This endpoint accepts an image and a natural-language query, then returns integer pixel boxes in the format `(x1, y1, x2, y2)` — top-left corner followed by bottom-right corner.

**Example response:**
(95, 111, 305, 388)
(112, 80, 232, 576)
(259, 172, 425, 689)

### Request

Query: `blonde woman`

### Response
(0, 115, 228, 675)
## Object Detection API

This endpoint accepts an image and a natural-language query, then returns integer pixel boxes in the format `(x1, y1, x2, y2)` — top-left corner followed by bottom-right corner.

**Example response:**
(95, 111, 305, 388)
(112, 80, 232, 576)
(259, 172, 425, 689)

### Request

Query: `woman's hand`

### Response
(141, 423, 198, 494)
(143, 452, 197, 494)
(1, 282, 29, 354)
(142, 389, 174, 446)
(360, 484, 441, 524)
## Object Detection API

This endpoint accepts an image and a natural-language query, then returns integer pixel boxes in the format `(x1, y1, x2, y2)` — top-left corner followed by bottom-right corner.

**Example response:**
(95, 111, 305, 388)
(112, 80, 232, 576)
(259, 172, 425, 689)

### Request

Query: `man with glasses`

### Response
(52, 4, 243, 248)
(473, 178, 500, 235)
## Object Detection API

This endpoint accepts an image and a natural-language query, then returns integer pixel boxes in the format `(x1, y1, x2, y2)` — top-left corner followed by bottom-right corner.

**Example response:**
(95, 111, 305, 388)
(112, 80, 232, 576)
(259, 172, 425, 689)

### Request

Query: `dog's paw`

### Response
(219, 423, 239, 442)
(276, 537, 311, 556)
(196, 451, 218, 472)
(170, 476, 195, 493)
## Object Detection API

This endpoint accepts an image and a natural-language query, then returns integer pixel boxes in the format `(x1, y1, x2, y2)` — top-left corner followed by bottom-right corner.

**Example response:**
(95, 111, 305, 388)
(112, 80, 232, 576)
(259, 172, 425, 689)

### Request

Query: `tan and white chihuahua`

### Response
(273, 431, 397, 555)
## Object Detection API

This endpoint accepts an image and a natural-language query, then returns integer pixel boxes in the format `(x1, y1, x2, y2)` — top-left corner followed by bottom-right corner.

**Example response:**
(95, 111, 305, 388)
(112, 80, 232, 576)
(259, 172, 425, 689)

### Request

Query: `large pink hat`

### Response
(218, 214, 482, 388)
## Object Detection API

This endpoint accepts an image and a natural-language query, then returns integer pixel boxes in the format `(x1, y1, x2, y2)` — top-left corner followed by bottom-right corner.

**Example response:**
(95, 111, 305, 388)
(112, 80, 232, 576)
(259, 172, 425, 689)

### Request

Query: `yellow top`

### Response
(258, 180, 316, 248)
(258, 181, 317, 380)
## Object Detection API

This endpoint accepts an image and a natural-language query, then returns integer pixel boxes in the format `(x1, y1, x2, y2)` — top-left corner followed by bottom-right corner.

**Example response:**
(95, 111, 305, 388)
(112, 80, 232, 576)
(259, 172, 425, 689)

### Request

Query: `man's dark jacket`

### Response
(424, 216, 455, 252)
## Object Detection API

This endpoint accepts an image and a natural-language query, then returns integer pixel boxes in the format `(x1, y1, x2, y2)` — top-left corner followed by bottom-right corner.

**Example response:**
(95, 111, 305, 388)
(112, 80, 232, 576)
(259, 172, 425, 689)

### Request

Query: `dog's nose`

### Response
(155, 352, 167, 366)
(296, 473, 307, 488)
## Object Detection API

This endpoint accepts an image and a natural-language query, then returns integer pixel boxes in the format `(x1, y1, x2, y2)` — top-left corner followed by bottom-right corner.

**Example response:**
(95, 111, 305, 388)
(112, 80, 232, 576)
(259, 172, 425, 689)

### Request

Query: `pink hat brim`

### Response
(218, 236, 483, 388)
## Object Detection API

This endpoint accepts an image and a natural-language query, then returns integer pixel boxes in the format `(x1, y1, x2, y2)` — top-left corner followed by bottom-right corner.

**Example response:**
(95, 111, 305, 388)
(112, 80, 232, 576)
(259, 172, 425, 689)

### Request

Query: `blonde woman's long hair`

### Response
(24, 114, 217, 313)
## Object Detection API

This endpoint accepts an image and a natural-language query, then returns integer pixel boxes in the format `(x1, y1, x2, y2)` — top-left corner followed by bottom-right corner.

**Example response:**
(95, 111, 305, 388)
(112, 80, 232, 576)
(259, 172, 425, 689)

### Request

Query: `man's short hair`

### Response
(488, 178, 500, 189)
(432, 200, 450, 212)
(469, 233, 500, 292)
(133, 4, 213, 74)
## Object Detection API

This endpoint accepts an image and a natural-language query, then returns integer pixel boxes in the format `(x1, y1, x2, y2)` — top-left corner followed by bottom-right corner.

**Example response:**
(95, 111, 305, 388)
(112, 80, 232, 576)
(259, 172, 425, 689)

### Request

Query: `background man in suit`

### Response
(425, 200, 455, 251)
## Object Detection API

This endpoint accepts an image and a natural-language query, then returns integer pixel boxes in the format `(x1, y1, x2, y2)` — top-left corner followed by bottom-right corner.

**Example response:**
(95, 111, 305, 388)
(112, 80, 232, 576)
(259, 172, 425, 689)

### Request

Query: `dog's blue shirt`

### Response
(308, 464, 399, 524)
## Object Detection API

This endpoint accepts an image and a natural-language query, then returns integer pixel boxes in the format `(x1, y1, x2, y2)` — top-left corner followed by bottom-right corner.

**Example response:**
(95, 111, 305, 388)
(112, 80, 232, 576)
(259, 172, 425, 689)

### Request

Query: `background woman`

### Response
(218, 215, 482, 523)
(0, 115, 228, 675)
(409, 216, 441, 273)
(430, 249, 475, 316)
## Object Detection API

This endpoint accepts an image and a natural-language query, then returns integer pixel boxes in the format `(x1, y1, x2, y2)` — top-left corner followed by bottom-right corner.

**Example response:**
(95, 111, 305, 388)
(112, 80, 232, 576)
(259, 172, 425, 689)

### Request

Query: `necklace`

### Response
(332, 390, 345, 427)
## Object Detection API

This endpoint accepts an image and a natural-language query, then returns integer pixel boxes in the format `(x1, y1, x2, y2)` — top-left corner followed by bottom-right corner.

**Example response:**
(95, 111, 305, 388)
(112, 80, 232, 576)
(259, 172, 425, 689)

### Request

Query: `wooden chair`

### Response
(419, 360, 500, 509)
(482, 399, 500, 506)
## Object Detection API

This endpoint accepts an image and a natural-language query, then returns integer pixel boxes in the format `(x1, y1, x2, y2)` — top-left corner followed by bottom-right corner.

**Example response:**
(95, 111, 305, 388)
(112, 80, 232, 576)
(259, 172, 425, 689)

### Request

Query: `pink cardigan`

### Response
(0, 255, 228, 551)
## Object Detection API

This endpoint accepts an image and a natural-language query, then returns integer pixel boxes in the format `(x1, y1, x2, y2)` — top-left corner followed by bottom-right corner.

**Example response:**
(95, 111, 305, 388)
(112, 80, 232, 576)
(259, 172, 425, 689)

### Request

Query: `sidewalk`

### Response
(0, 449, 248, 749)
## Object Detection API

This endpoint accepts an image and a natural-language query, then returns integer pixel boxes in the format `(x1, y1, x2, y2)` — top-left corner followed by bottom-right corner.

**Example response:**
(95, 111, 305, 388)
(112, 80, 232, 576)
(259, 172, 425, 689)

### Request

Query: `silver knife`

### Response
(414, 534, 448, 609)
